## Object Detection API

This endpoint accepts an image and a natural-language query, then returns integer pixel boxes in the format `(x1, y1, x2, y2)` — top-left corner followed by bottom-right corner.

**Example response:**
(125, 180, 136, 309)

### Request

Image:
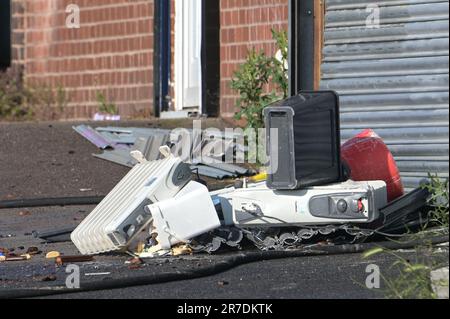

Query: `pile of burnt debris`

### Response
(1, 93, 447, 266)
(73, 124, 256, 180)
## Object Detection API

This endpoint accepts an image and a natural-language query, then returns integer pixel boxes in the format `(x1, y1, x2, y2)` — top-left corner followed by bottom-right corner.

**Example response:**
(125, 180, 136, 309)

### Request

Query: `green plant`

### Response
(363, 245, 446, 299)
(231, 49, 274, 129)
(31, 85, 54, 109)
(1, 67, 71, 120)
(271, 28, 289, 98)
(359, 177, 449, 299)
(422, 174, 449, 228)
(26, 83, 71, 120)
(0, 67, 32, 119)
(55, 84, 69, 113)
(231, 28, 289, 129)
(96, 91, 118, 115)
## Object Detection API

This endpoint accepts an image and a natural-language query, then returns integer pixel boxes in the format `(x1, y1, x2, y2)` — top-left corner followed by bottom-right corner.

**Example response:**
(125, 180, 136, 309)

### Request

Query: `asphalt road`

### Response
(0, 121, 448, 299)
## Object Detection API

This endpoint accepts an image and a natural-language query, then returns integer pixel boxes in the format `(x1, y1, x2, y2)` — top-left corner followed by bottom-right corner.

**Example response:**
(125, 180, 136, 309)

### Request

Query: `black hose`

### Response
(1, 234, 447, 299)
(0, 196, 105, 209)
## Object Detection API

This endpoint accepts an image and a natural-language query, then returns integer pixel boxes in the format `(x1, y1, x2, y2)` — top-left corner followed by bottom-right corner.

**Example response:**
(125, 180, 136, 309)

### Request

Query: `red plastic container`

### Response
(341, 129, 404, 202)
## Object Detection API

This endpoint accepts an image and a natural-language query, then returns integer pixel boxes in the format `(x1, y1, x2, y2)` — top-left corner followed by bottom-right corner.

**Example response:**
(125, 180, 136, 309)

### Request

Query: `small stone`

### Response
(45, 251, 61, 259)
(218, 281, 229, 287)
(26, 247, 41, 255)
(129, 257, 143, 265)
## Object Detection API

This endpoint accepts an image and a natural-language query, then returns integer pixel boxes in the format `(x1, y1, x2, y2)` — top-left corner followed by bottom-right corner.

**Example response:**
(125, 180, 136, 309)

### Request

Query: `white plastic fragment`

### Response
(147, 181, 221, 250)
(159, 145, 172, 158)
(130, 150, 147, 164)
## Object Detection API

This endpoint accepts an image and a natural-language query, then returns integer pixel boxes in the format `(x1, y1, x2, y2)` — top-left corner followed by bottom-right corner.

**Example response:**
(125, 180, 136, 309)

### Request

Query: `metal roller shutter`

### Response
(320, 0, 450, 190)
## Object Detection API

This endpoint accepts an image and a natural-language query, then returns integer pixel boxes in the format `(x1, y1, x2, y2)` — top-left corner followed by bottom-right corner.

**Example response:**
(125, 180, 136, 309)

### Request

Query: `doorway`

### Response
(170, 0, 220, 118)
(0, 0, 11, 69)
(174, 0, 203, 114)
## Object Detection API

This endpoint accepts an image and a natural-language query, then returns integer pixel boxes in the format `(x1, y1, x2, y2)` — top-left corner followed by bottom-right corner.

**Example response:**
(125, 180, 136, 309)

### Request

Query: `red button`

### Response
(357, 200, 364, 212)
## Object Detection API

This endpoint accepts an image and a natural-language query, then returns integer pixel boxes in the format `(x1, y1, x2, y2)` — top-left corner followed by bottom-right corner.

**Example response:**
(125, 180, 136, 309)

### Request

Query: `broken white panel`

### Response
(71, 152, 192, 255)
(148, 181, 221, 250)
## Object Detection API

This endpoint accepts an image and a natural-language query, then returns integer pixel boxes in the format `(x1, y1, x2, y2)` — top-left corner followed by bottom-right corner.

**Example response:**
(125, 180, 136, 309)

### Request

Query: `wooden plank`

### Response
(314, 0, 325, 90)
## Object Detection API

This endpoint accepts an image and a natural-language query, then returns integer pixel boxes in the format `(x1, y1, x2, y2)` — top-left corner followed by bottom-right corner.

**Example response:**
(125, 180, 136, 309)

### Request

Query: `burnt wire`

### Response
(0, 196, 105, 209)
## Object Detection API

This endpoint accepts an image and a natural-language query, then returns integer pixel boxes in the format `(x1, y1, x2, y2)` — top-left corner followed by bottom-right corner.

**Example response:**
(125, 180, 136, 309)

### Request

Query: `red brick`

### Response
(17, 0, 155, 119)
(219, 0, 288, 116)
(9, 0, 289, 119)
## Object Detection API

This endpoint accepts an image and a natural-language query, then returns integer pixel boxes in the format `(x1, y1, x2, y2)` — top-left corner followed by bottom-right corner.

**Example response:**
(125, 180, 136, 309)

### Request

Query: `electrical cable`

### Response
(0, 234, 447, 299)
(0, 196, 105, 209)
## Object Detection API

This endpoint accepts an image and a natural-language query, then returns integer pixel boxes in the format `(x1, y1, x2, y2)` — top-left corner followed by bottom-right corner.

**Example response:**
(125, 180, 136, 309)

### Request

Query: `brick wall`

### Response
(11, 0, 289, 119)
(23, 0, 154, 119)
(219, 0, 288, 117)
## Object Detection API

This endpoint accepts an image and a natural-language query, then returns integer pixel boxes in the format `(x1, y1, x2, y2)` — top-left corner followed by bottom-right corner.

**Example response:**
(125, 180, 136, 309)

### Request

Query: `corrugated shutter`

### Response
(321, 0, 449, 190)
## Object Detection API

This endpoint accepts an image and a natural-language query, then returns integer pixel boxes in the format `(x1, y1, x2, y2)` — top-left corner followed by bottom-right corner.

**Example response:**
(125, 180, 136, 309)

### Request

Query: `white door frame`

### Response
(174, 0, 203, 113)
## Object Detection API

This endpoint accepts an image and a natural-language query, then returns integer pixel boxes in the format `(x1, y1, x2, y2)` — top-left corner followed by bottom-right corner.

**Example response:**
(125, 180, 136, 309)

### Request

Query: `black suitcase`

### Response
(264, 91, 343, 190)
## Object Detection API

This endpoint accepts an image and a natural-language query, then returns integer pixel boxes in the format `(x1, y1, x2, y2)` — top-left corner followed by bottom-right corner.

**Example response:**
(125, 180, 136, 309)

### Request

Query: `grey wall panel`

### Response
(326, 2, 449, 27)
(327, 0, 446, 11)
(402, 177, 442, 189)
(322, 56, 449, 79)
(340, 127, 449, 144)
(340, 109, 449, 128)
(323, 38, 449, 62)
(396, 160, 449, 172)
(322, 1, 449, 190)
(388, 144, 449, 157)
(322, 74, 448, 94)
(325, 21, 449, 44)
(338, 92, 449, 112)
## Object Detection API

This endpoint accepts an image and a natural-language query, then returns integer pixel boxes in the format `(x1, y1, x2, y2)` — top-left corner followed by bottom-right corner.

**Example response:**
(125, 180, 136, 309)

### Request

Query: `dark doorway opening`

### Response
(153, 0, 171, 117)
(154, 0, 220, 118)
(0, 0, 12, 70)
(201, 0, 220, 117)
